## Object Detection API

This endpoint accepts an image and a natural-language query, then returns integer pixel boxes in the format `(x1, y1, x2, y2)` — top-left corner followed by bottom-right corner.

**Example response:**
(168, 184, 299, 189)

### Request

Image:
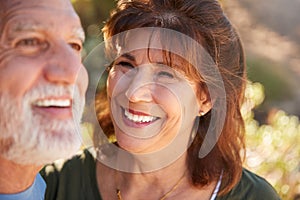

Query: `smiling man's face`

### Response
(0, 0, 88, 165)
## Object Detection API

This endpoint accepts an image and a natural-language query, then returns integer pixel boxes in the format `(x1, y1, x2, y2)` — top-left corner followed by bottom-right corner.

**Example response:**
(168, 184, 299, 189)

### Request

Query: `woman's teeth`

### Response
(124, 109, 157, 123)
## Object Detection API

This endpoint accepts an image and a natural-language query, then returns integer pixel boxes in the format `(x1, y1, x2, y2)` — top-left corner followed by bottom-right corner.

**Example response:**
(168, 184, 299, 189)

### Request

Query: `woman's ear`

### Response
(197, 90, 212, 116)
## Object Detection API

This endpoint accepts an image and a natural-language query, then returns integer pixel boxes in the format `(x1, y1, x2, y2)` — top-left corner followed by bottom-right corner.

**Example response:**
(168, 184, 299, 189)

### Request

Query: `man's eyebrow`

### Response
(11, 22, 44, 32)
(119, 53, 136, 62)
(72, 27, 85, 43)
(10, 22, 85, 42)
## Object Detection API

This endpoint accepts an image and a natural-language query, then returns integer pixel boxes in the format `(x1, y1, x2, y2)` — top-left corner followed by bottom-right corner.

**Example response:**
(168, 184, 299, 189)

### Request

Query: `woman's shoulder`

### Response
(40, 148, 99, 200)
(41, 148, 96, 177)
(218, 168, 281, 200)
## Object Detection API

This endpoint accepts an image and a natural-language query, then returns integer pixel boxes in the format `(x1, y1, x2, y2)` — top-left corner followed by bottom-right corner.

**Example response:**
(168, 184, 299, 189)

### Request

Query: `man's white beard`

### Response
(0, 84, 85, 165)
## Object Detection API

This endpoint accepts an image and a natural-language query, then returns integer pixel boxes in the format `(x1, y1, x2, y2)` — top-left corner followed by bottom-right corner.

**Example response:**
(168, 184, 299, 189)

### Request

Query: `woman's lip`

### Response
(128, 108, 150, 116)
(122, 109, 155, 128)
(121, 107, 159, 124)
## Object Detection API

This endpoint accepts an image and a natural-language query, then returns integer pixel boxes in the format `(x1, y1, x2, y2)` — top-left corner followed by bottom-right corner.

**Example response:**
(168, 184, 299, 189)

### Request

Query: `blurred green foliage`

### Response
(72, 0, 116, 54)
(243, 82, 300, 199)
(247, 57, 293, 102)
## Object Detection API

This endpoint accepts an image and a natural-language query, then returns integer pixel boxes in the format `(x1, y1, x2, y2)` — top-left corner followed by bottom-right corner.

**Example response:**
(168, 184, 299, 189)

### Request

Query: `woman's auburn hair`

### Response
(97, 0, 247, 196)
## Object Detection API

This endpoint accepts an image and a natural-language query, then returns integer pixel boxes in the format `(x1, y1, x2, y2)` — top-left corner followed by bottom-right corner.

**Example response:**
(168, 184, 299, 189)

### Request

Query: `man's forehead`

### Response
(0, 0, 84, 41)
(0, 0, 75, 17)
(8, 20, 85, 42)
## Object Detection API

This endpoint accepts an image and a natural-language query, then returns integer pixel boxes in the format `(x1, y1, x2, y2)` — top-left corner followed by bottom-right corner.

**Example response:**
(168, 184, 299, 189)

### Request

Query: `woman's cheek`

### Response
(153, 86, 181, 115)
(107, 70, 123, 97)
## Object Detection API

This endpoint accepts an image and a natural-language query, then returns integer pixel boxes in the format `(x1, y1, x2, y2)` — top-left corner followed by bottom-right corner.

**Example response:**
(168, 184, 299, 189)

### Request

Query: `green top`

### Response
(41, 148, 281, 200)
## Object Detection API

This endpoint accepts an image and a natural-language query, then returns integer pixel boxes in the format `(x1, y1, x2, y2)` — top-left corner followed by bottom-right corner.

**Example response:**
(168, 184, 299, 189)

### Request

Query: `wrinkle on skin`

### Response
(0, 0, 77, 35)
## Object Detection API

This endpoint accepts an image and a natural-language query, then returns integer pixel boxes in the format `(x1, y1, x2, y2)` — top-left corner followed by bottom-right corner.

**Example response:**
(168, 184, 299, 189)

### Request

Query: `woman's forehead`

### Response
(115, 29, 182, 54)
(109, 27, 211, 82)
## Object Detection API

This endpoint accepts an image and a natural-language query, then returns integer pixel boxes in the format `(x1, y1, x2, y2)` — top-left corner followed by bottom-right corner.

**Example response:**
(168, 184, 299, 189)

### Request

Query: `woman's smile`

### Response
(112, 98, 167, 139)
(123, 108, 159, 125)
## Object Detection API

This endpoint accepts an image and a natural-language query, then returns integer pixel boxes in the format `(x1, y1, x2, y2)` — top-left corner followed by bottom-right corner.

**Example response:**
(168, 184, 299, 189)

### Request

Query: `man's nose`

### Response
(125, 67, 153, 103)
(43, 40, 83, 85)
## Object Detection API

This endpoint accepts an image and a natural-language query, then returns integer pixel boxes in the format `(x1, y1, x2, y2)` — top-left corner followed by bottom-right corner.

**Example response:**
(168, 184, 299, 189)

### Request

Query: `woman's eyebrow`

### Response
(119, 53, 136, 62)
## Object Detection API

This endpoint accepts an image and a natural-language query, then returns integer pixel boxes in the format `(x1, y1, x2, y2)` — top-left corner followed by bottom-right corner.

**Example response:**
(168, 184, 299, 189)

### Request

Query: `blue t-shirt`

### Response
(0, 173, 46, 200)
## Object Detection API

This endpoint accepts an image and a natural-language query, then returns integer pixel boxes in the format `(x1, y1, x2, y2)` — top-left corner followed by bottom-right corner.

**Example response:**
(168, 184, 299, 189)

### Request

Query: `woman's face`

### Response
(106, 32, 208, 154)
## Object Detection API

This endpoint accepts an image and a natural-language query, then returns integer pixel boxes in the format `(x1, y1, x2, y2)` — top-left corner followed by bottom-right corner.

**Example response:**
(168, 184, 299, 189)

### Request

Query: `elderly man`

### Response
(0, 0, 88, 199)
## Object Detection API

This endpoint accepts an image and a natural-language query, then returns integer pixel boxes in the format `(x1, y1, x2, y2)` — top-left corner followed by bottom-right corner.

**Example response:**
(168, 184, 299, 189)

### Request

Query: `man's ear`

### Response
(197, 90, 212, 116)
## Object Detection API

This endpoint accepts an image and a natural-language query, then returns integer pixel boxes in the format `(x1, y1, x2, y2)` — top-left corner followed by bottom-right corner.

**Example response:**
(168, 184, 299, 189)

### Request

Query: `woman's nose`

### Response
(125, 66, 153, 102)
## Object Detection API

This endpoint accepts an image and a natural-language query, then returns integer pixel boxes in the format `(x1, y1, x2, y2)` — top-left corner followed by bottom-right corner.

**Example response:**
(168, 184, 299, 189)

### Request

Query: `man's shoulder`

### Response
(218, 168, 281, 200)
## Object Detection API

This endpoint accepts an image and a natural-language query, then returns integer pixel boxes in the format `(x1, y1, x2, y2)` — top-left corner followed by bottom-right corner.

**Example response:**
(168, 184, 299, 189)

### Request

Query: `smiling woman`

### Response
(42, 0, 281, 199)
(108, 48, 202, 153)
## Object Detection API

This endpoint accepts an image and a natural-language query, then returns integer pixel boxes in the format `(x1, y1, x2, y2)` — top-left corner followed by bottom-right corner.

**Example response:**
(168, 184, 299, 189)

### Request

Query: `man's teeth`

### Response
(33, 99, 71, 107)
(124, 109, 157, 123)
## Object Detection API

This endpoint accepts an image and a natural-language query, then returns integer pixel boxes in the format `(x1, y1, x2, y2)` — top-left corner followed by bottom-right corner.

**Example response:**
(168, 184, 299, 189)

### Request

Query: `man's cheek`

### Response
(77, 66, 89, 95)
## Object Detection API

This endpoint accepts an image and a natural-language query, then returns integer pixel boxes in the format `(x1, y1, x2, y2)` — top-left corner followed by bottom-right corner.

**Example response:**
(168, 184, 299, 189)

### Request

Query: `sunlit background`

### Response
(72, 0, 300, 199)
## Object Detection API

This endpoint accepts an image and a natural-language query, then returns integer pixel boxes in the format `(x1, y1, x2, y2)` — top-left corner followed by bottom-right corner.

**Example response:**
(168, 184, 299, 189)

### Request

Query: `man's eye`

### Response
(16, 38, 43, 47)
(69, 43, 82, 51)
(15, 38, 48, 51)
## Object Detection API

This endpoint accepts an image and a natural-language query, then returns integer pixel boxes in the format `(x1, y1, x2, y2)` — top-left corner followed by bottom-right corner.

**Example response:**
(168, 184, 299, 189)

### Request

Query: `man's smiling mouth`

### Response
(31, 97, 73, 120)
(33, 98, 71, 108)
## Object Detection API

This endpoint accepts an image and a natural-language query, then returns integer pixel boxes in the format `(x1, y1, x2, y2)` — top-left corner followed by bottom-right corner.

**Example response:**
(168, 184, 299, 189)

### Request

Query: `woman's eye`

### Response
(117, 61, 134, 69)
(115, 61, 134, 72)
(158, 71, 174, 78)
(114, 61, 137, 76)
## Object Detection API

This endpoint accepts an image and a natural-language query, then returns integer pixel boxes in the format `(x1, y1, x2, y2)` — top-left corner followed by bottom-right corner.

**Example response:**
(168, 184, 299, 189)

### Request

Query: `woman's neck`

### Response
(96, 146, 217, 200)
(97, 152, 204, 200)
(116, 152, 188, 191)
